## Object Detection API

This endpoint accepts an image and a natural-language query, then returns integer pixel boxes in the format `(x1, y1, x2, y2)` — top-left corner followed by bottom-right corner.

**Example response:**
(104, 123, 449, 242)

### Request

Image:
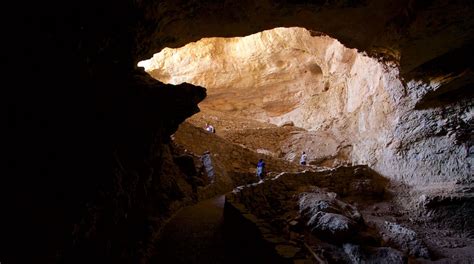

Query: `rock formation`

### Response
(141, 27, 472, 187)
(7, 0, 473, 263)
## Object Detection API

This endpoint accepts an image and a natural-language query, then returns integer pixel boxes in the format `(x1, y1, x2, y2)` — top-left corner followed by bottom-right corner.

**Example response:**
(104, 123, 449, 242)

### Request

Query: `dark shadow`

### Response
(403, 42, 474, 110)
(415, 79, 474, 109)
(223, 199, 291, 264)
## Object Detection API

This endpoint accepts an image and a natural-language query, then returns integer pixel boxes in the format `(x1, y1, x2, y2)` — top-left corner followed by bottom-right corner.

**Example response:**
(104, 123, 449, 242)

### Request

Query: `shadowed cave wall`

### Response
(6, 0, 473, 263)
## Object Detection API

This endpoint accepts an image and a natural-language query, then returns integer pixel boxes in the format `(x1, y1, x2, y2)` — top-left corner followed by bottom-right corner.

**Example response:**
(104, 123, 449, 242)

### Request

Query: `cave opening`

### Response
(138, 27, 401, 170)
(133, 26, 473, 263)
(135, 27, 446, 262)
(9, 0, 474, 263)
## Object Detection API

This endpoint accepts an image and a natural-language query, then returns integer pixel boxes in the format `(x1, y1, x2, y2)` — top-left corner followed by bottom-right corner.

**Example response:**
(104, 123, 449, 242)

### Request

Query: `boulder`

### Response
(299, 190, 363, 242)
(343, 244, 406, 264)
(381, 221, 430, 258)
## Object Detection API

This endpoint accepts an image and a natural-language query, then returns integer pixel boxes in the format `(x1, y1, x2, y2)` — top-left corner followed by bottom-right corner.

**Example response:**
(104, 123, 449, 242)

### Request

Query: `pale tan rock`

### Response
(142, 27, 472, 187)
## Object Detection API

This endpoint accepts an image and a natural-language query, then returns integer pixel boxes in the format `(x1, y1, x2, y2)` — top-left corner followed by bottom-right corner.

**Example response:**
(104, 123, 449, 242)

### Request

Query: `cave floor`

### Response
(152, 195, 258, 264)
(166, 111, 474, 263)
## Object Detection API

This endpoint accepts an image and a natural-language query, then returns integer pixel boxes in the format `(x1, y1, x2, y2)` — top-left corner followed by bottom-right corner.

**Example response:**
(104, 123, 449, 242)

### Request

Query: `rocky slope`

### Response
(186, 110, 352, 167)
(227, 166, 474, 263)
(172, 121, 301, 196)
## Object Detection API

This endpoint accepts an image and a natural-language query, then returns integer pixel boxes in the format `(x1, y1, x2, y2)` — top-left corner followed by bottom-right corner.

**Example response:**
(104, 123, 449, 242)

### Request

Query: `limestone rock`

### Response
(381, 222, 430, 259)
(299, 190, 363, 241)
(14, 0, 474, 262)
(141, 26, 472, 187)
(343, 244, 406, 264)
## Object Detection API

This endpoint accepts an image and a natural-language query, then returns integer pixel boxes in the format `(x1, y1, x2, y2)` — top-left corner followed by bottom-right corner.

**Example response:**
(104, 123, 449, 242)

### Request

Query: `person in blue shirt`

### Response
(256, 159, 266, 181)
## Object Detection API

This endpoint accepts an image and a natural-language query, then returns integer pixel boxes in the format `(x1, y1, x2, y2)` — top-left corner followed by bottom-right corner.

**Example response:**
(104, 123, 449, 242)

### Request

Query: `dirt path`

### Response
(152, 195, 250, 264)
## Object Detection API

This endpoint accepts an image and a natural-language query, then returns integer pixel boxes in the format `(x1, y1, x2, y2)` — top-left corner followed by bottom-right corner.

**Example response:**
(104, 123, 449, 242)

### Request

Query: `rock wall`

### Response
(135, 0, 473, 189)
(138, 0, 474, 83)
(7, 0, 473, 262)
(374, 83, 473, 185)
(141, 27, 473, 186)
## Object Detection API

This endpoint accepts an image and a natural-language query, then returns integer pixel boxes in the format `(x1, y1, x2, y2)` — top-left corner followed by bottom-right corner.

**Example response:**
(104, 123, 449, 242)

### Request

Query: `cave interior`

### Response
(6, 0, 474, 263)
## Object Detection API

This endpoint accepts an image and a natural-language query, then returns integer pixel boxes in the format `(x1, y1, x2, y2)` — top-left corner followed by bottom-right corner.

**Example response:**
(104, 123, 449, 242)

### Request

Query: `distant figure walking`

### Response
(201, 151, 215, 183)
(205, 123, 215, 133)
(256, 159, 266, 181)
(300, 151, 307, 166)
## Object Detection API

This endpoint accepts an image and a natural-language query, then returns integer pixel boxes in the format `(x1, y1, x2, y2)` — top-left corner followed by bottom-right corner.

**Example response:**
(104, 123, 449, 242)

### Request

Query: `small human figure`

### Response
(205, 123, 215, 133)
(300, 151, 307, 166)
(256, 159, 266, 181)
(201, 150, 215, 183)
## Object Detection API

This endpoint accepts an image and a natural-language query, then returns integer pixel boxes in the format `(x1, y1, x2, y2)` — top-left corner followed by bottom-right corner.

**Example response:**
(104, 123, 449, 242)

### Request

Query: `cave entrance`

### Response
(137, 26, 469, 264)
(138, 27, 398, 175)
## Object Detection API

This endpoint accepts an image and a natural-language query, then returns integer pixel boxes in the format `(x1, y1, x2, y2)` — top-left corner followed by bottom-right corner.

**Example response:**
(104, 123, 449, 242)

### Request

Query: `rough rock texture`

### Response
(381, 221, 430, 258)
(183, 110, 349, 166)
(8, 0, 473, 263)
(141, 27, 395, 131)
(140, 0, 474, 83)
(141, 27, 472, 188)
(172, 121, 301, 198)
(229, 165, 389, 225)
(299, 191, 363, 242)
(343, 244, 406, 264)
(226, 166, 412, 262)
(227, 165, 473, 262)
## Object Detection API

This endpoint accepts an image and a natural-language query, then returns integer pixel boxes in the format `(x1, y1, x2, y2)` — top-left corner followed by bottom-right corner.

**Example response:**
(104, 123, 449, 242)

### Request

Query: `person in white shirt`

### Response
(300, 151, 307, 165)
(205, 123, 215, 133)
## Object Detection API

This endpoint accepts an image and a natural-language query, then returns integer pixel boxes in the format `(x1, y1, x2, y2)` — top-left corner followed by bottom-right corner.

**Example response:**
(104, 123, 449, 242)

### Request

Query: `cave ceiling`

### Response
(136, 0, 474, 100)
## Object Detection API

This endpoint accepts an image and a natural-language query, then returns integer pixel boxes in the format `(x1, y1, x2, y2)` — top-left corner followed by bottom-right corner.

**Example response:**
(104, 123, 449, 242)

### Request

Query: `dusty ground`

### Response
(186, 110, 352, 167)
(172, 118, 303, 200)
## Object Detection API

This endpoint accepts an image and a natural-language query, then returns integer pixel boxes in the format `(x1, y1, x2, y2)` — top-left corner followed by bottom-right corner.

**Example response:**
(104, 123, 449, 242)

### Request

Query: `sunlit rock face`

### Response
(141, 27, 472, 187)
(140, 27, 396, 132)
